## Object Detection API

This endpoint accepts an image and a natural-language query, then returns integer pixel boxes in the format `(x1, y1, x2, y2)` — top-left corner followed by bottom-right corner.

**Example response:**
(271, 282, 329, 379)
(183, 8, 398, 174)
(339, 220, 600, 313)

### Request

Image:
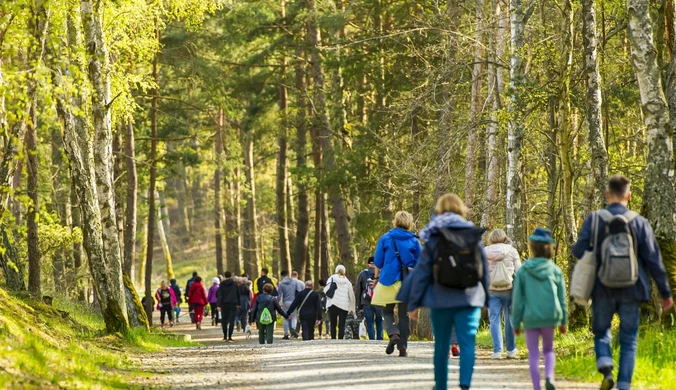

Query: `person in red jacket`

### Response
(187, 276, 208, 330)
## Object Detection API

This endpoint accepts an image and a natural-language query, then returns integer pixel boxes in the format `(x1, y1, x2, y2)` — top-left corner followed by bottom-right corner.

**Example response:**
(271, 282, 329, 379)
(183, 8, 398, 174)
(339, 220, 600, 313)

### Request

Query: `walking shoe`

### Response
(290, 329, 299, 339)
(399, 349, 408, 357)
(282, 335, 290, 340)
(490, 352, 503, 359)
(386, 334, 400, 355)
(600, 376, 614, 390)
(227, 338, 234, 343)
(507, 349, 518, 359)
(545, 378, 556, 390)
(451, 345, 460, 357)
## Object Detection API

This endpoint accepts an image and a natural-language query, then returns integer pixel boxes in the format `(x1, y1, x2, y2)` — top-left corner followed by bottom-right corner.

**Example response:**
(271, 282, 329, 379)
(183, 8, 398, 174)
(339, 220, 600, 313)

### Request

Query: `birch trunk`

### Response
(505, 0, 530, 254)
(307, 0, 354, 275)
(81, 0, 126, 314)
(464, 0, 485, 215)
(215, 108, 225, 275)
(628, 0, 676, 300)
(294, 46, 310, 280)
(123, 119, 137, 277)
(156, 192, 174, 280)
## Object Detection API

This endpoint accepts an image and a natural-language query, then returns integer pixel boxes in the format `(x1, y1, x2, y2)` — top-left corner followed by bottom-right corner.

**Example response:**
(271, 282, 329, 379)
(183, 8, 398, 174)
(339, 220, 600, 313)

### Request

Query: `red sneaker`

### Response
(451, 345, 460, 357)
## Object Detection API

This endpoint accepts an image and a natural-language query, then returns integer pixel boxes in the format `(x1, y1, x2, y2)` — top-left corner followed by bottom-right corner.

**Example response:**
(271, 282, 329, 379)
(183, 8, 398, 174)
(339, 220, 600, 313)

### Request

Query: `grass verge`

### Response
(0, 288, 197, 389)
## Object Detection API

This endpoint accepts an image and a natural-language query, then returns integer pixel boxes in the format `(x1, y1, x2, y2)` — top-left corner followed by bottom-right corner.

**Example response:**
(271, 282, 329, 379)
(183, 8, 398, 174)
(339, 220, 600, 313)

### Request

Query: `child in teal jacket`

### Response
(512, 228, 568, 390)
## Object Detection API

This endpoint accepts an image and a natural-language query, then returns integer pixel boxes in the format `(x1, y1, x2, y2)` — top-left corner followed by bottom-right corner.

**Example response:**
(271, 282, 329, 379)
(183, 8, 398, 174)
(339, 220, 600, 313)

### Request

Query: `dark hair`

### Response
(607, 175, 630, 197)
(280, 270, 289, 277)
(263, 283, 274, 294)
(241, 273, 248, 278)
(194, 276, 202, 283)
(529, 241, 554, 259)
(224, 271, 232, 278)
(318, 279, 326, 287)
(261, 268, 269, 275)
(192, 271, 198, 277)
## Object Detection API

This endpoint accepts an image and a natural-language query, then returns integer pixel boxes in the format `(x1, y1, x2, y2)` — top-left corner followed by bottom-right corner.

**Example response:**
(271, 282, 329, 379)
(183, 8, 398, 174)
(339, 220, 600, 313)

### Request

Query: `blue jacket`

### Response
(572, 203, 672, 302)
(374, 228, 422, 286)
(397, 214, 490, 312)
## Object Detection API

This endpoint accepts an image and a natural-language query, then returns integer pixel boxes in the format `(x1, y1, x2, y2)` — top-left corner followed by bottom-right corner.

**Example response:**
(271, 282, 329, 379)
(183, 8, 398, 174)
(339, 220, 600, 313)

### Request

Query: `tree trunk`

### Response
(628, 0, 676, 301)
(51, 126, 70, 291)
(320, 193, 332, 280)
(464, 0, 485, 217)
(243, 124, 259, 278)
(70, 185, 85, 301)
(113, 126, 125, 247)
(138, 219, 148, 285)
(294, 46, 310, 281)
(505, 0, 530, 255)
(123, 119, 137, 277)
(26, 2, 49, 298)
(156, 192, 175, 281)
(306, 0, 354, 275)
(226, 164, 241, 274)
(215, 108, 225, 275)
(582, 0, 609, 206)
(277, 28, 292, 274)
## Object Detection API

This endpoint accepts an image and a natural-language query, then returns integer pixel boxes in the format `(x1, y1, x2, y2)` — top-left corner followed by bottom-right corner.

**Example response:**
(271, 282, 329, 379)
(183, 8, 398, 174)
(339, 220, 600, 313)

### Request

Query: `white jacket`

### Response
(484, 243, 521, 291)
(324, 274, 356, 314)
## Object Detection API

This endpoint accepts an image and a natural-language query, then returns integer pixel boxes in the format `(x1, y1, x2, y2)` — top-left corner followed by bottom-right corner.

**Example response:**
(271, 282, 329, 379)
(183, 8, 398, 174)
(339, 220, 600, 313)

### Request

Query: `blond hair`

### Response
(393, 211, 415, 231)
(435, 194, 468, 218)
(488, 229, 509, 244)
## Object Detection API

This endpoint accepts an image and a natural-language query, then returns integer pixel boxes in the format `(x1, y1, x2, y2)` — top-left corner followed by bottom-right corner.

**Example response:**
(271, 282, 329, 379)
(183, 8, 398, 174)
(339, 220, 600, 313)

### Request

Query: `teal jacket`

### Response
(512, 258, 568, 330)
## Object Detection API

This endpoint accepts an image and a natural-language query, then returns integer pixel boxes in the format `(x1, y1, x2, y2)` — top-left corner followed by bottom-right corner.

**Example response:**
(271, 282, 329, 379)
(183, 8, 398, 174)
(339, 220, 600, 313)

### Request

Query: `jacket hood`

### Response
(485, 243, 511, 262)
(419, 213, 474, 242)
(389, 227, 417, 240)
(333, 275, 351, 286)
(523, 258, 556, 280)
(219, 279, 235, 287)
(280, 277, 293, 285)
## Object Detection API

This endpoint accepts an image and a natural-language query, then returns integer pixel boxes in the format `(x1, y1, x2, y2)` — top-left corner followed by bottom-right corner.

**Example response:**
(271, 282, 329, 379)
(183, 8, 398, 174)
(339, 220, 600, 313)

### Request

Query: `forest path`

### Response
(133, 313, 598, 390)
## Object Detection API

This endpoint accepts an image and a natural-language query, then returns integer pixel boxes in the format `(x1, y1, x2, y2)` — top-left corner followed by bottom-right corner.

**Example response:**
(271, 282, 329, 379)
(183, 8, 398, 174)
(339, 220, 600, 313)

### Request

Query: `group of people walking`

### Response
(156, 174, 673, 390)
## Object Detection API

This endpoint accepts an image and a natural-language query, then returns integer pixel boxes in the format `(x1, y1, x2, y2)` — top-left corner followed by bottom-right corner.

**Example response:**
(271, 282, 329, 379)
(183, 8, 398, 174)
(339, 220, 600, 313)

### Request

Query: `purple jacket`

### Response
(207, 284, 220, 303)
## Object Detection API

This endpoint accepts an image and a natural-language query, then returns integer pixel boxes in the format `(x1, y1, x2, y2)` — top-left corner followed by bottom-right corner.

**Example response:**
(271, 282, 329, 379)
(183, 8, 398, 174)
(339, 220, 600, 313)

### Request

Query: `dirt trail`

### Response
(134, 313, 597, 390)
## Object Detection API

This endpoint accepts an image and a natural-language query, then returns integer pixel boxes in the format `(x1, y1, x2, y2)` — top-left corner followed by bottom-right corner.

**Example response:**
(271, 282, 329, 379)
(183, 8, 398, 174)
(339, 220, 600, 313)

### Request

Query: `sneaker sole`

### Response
(545, 381, 555, 390)
(386, 338, 400, 355)
(600, 378, 614, 390)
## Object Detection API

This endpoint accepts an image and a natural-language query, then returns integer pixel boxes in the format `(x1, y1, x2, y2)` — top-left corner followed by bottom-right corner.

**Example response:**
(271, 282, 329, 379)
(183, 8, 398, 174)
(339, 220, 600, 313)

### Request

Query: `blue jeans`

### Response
(430, 307, 481, 390)
(488, 291, 516, 353)
(363, 304, 383, 340)
(592, 299, 640, 390)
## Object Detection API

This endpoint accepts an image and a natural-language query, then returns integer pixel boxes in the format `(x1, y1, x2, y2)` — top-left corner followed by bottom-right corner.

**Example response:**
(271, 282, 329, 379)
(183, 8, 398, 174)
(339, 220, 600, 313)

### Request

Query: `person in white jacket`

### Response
(485, 229, 521, 359)
(324, 265, 356, 339)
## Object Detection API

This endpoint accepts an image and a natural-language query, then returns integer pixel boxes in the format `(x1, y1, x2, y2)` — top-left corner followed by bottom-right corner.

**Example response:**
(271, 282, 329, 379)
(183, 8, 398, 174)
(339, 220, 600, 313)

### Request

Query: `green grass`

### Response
(0, 288, 198, 389)
(476, 325, 676, 389)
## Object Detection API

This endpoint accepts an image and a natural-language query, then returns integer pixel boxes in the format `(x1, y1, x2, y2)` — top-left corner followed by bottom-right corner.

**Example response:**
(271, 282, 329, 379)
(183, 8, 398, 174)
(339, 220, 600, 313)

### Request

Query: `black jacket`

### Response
(217, 279, 240, 307)
(287, 288, 322, 321)
(250, 293, 288, 324)
(238, 284, 251, 306)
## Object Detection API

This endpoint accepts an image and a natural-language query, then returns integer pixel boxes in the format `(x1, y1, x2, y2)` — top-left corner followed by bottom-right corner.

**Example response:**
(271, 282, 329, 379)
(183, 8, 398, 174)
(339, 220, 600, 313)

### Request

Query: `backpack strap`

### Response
(624, 210, 639, 223)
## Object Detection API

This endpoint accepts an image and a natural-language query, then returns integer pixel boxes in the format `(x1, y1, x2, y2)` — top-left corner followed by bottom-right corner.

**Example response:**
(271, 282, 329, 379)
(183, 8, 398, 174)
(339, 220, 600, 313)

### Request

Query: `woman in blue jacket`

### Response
(397, 194, 489, 390)
(371, 210, 422, 357)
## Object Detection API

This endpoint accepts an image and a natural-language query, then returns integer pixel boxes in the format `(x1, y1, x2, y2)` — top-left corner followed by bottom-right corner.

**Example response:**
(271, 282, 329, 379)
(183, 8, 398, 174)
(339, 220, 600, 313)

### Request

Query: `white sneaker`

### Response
(507, 349, 518, 359)
(490, 352, 503, 359)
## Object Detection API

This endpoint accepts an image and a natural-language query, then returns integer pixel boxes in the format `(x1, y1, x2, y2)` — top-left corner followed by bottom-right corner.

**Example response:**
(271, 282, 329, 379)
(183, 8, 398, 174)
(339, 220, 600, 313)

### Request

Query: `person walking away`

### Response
(317, 279, 329, 339)
(287, 280, 322, 340)
(253, 267, 278, 305)
(170, 279, 182, 323)
(207, 277, 220, 326)
(397, 194, 488, 390)
(155, 281, 177, 329)
(291, 270, 305, 291)
(512, 228, 568, 390)
(324, 265, 356, 339)
(187, 276, 208, 330)
(372, 211, 422, 357)
(485, 228, 521, 359)
(185, 271, 198, 323)
(355, 256, 383, 340)
(572, 175, 673, 390)
(238, 276, 252, 332)
(278, 270, 303, 339)
(217, 271, 241, 342)
(250, 283, 289, 344)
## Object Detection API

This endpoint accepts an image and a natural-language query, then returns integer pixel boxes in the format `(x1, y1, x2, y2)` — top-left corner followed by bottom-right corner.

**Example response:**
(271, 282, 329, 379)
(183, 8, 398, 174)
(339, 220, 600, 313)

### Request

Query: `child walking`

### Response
(250, 283, 290, 344)
(512, 228, 568, 390)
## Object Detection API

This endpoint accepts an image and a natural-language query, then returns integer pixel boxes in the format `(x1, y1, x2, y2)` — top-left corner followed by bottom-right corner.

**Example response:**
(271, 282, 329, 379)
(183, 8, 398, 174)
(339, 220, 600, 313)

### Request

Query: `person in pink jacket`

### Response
(156, 280, 178, 329)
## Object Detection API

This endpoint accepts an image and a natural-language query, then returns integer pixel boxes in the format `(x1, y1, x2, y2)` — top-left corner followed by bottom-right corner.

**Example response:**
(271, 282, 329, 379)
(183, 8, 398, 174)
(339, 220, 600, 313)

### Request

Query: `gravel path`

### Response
(134, 315, 598, 390)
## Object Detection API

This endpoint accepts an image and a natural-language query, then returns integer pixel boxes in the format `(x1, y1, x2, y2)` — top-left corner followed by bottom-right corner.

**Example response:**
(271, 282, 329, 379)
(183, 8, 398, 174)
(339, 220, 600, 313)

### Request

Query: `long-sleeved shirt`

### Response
(207, 284, 219, 303)
(572, 203, 672, 302)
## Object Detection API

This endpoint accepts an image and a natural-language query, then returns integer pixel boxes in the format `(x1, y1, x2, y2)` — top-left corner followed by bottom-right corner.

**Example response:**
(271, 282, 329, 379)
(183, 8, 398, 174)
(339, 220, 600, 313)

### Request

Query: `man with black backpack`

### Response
(355, 257, 383, 340)
(573, 175, 673, 390)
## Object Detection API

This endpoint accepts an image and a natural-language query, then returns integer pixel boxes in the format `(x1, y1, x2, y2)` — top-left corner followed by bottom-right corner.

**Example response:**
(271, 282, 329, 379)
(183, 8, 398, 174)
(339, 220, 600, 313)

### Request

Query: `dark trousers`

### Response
(328, 305, 348, 339)
(258, 323, 275, 344)
(383, 302, 410, 350)
(238, 305, 249, 330)
(160, 307, 174, 324)
(300, 319, 316, 340)
(210, 303, 219, 324)
(220, 304, 237, 339)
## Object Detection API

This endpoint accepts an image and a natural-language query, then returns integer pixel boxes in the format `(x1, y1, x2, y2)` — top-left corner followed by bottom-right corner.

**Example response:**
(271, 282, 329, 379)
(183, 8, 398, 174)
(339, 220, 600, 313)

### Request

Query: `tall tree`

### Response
(123, 119, 137, 277)
(294, 45, 310, 280)
(242, 122, 260, 277)
(214, 107, 224, 275)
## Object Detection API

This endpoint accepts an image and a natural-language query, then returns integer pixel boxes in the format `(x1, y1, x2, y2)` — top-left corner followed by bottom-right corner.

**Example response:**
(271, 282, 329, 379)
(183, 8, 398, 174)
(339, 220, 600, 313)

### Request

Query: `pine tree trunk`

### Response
(628, 0, 676, 301)
(123, 119, 137, 277)
(582, 0, 609, 205)
(464, 0, 485, 216)
(294, 46, 310, 281)
(243, 125, 260, 277)
(306, 0, 354, 275)
(226, 167, 241, 274)
(215, 108, 225, 275)
(277, 33, 292, 274)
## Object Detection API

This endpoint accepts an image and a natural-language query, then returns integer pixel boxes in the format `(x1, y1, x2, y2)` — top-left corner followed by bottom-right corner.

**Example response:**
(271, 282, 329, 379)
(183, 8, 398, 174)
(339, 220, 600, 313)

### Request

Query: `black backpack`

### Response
(434, 227, 485, 289)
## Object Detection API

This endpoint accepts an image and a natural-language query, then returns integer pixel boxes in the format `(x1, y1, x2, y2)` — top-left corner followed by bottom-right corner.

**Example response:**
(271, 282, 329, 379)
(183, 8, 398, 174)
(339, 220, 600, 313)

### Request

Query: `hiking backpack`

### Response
(597, 210, 640, 288)
(363, 278, 375, 301)
(490, 258, 513, 289)
(434, 227, 485, 289)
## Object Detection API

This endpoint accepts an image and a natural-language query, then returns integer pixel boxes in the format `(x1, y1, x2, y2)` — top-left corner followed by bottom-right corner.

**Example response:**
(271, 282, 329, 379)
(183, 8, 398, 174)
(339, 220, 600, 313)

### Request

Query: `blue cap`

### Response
(528, 227, 557, 244)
